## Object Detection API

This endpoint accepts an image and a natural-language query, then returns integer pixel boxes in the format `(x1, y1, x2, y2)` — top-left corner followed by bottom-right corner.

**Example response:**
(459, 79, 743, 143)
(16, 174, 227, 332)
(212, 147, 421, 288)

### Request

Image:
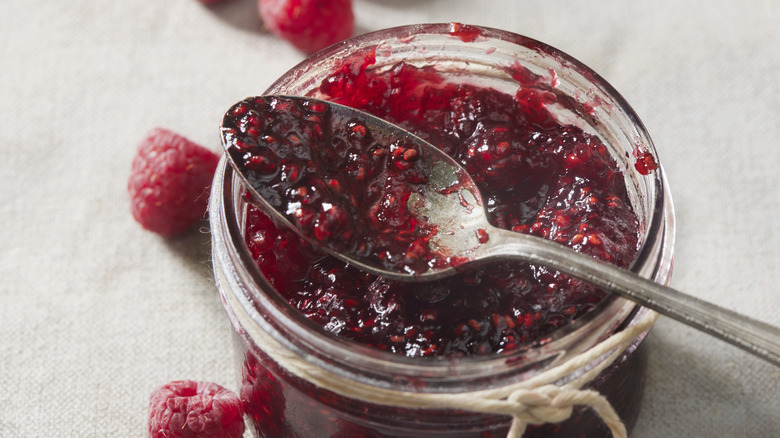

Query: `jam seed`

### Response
(586, 233, 602, 245)
(555, 214, 570, 227)
(475, 228, 489, 244)
(504, 315, 516, 328)
(351, 122, 368, 137)
(420, 310, 437, 322)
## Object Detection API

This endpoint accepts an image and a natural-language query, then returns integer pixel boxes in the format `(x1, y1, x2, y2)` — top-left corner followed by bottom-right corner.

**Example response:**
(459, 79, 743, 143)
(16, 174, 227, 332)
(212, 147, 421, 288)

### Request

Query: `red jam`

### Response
(235, 45, 647, 437)
(448, 22, 482, 42)
(223, 96, 440, 275)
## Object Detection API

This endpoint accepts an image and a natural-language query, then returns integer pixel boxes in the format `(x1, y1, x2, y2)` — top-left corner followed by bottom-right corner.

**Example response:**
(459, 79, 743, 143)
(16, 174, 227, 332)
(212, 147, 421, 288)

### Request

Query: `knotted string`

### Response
(505, 386, 626, 438)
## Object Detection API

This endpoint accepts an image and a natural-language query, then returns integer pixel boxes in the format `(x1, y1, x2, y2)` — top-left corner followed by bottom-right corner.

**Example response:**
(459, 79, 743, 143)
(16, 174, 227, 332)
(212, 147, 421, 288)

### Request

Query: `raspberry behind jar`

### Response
(258, 0, 354, 54)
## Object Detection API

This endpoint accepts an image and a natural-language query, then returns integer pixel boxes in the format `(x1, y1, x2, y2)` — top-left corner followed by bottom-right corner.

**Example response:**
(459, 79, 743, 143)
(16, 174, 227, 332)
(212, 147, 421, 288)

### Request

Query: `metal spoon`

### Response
(222, 95, 780, 367)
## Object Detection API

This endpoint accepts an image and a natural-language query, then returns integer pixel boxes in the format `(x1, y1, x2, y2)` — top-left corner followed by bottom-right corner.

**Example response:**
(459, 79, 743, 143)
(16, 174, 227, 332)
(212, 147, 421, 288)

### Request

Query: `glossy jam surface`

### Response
(241, 50, 640, 358)
(223, 96, 440, 275)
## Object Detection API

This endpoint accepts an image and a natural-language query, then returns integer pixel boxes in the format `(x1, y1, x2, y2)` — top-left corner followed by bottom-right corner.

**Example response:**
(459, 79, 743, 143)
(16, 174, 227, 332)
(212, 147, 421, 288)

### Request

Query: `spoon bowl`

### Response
(221, 95, 780, 367)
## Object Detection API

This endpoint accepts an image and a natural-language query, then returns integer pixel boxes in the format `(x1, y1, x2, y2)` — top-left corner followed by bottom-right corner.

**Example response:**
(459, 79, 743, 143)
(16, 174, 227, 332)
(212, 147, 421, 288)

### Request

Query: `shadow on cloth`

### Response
(164, 218, 216, 284)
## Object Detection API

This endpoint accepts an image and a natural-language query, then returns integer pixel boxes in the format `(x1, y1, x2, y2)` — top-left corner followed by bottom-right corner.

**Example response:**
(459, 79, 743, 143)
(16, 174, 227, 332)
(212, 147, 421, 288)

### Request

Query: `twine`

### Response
(226, 272, 658, 437)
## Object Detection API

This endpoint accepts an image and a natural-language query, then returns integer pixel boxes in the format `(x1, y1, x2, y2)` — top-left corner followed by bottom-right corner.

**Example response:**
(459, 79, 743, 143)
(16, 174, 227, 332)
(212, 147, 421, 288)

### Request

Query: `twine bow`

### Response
(505, 385, 627, 438)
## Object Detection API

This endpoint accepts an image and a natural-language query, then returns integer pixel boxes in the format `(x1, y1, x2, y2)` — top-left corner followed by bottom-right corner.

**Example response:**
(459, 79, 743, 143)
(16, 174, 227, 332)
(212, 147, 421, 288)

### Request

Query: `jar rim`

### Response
(211, 23, 675, 391)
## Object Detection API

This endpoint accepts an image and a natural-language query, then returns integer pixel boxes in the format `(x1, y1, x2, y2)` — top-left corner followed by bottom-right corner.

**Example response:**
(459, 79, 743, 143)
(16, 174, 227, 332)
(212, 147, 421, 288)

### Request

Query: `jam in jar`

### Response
(210, 23, 675, 438)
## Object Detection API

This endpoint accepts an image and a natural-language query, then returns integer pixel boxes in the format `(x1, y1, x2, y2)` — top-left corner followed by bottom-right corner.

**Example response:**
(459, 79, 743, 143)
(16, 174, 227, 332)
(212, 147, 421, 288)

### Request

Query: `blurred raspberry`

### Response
(128, 128, 219, 237)
(148, 380, 245, 438)
(258, 0, 354, 54)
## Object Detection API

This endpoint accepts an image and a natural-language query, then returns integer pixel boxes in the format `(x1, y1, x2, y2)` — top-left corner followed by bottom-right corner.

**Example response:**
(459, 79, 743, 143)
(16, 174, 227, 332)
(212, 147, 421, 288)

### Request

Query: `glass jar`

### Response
(210, 24, 675, 438)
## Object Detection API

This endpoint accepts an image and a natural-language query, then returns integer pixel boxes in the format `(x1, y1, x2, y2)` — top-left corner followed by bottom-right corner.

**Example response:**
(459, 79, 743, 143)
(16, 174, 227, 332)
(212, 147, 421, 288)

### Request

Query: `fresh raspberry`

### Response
(148, 380, 245, 438)
(258, 0, 354, 54)
(128, 128, 220, 237)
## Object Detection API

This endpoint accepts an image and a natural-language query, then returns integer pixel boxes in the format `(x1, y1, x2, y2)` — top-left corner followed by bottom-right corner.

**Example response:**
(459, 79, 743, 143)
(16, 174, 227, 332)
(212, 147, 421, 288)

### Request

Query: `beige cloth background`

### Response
(1, 0, 778, 436)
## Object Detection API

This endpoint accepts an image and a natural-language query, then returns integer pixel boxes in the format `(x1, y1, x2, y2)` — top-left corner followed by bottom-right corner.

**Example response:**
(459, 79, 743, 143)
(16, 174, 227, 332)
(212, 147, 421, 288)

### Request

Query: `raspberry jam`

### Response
(222, 95, 441, 276)
(211, 24, 674, 438)
(233, 69, 640, 356)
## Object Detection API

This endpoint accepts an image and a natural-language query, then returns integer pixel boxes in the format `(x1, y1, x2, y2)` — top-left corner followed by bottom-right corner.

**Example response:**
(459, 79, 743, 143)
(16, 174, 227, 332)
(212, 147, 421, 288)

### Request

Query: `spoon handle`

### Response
(479, 226, 780, 367)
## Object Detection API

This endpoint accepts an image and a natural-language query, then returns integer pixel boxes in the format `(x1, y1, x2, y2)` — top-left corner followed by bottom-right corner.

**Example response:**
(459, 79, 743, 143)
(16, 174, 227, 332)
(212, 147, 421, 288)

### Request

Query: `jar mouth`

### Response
(211, 23, 675, 392)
